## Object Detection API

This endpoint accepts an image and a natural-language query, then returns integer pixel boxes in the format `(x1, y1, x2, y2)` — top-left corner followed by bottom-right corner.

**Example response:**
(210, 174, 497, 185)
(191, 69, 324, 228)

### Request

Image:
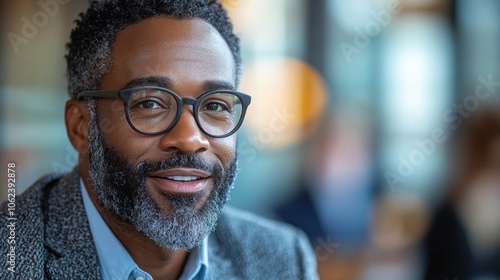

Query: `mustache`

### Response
(136, 153, 217, 175)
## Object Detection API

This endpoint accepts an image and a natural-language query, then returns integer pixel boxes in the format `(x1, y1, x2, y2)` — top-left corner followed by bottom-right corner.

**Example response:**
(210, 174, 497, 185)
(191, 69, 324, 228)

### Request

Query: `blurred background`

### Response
(1, 0, 500, 279)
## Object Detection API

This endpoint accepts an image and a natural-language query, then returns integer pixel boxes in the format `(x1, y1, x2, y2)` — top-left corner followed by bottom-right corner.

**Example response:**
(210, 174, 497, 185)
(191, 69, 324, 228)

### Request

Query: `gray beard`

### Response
(86, 99, 237, 250)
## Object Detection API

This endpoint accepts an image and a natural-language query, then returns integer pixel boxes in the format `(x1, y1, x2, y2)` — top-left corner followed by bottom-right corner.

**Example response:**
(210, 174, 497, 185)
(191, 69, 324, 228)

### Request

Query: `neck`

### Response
(83, 178, 188, 280)
(107, 216, 189, 280)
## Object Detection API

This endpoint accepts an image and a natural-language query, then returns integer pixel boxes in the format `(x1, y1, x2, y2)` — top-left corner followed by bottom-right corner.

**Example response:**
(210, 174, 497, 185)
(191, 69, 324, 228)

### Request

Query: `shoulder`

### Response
(0, 171, 75, 279)
(14, 171, 61, 198)
(210, 206, 318, 279)
(1, 171, 70, 224)
(1, 171, 64, 223)
(218, 206, 304, 241)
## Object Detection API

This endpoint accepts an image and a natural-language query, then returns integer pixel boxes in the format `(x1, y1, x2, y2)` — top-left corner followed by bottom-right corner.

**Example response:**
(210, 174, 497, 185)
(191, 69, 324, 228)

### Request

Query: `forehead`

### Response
(101, 17, 236, 90)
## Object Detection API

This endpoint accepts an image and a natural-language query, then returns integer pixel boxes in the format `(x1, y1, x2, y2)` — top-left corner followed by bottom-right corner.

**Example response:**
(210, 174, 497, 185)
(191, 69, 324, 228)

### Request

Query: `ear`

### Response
(65, 99, 90, 155)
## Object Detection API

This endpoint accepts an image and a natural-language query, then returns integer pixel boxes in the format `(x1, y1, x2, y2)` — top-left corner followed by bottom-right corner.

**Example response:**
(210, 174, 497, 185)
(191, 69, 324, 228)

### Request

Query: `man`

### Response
(0, 0, 318, 279)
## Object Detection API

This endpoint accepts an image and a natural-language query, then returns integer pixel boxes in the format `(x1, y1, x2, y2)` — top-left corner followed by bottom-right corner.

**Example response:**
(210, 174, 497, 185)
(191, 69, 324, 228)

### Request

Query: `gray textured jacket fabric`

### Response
(1, 169, 318, 279)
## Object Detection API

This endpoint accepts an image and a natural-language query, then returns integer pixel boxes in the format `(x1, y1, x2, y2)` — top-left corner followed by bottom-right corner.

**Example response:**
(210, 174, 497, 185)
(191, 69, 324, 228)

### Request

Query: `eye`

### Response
(203, 102, 229, 112)
(129, 89, 174, 111)
(138, 100, 162, 109)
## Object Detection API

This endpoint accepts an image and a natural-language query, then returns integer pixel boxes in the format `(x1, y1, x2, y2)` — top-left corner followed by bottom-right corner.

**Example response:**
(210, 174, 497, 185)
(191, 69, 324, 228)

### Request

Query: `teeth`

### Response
(166, 176, 200, 182)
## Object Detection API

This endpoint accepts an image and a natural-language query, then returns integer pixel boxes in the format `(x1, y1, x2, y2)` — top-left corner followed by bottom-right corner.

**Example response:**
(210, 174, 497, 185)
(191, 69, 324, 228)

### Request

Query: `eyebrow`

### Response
(122, 76, 236, 92)
(122, 76, 173, 89)
(202, 80, 236, 91)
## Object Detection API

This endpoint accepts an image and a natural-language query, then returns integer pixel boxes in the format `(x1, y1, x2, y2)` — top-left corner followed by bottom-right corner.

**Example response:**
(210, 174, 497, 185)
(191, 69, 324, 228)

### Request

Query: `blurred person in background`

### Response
(363, 192, 429, 280)
(276, 105, 374, 279)
(424, 107, 500, 279)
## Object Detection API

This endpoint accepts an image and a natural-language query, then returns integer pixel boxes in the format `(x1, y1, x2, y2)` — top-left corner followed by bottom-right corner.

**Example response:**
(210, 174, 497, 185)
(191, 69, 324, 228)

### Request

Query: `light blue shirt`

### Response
(80, 180, 208, 280)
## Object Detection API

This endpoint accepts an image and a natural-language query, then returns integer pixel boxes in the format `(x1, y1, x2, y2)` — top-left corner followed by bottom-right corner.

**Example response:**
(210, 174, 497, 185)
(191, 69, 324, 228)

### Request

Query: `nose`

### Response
(158, 108, 210, 154)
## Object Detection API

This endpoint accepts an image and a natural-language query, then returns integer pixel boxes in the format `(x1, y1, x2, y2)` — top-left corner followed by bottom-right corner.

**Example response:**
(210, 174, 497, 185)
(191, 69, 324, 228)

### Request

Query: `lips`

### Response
(147, 168, 211, 194)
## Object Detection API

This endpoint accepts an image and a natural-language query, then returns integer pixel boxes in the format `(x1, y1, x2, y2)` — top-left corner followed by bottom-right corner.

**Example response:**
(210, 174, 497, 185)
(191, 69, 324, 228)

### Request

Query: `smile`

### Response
(148, 168, 211, 194)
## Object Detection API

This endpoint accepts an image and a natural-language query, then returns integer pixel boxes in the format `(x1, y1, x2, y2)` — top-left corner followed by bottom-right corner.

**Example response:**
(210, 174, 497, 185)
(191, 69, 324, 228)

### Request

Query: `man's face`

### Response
(86, 17, 238, 250)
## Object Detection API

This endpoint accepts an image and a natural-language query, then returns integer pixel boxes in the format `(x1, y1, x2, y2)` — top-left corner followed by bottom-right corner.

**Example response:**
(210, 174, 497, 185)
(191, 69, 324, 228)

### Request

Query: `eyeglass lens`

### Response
(127, 88, 243, 136)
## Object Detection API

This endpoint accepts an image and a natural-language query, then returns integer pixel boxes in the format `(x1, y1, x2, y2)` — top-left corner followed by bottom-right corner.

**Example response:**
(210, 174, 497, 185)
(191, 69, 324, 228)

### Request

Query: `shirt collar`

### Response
(179, 235, 208, 280)
(80, 179, 208, 280)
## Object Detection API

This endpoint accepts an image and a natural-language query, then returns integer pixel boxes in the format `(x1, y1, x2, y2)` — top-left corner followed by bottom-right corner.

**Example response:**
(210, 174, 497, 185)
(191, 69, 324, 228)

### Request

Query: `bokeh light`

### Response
(240, 57, 328, 147)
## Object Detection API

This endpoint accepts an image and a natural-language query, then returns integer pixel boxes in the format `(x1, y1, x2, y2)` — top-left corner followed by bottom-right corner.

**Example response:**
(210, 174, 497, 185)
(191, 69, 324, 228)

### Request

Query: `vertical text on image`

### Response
(6, 163, 17, 273)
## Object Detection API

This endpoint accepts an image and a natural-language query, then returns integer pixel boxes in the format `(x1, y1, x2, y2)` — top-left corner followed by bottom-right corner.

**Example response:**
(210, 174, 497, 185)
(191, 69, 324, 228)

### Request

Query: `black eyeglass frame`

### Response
(77, 86, 252, 138)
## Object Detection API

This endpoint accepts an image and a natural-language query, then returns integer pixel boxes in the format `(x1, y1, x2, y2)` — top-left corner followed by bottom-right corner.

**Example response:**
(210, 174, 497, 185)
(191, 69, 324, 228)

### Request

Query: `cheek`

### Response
(96, 99, 127, 136)
(212, 136, 237, 167)
(96, 100, 150, 156)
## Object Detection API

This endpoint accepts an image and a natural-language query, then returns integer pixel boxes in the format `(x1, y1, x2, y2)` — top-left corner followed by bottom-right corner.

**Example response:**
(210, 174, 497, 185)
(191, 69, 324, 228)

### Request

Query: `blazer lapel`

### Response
(44, 168, 101, 279)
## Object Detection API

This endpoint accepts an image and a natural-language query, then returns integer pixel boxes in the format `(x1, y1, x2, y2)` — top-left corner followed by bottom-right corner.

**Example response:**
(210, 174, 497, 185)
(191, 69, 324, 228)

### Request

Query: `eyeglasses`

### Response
(77, 86, 251, 138)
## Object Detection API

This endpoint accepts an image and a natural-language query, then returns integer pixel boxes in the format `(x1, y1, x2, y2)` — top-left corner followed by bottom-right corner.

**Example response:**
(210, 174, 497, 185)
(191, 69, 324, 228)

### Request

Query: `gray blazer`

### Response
(1, 169, 318, 279)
